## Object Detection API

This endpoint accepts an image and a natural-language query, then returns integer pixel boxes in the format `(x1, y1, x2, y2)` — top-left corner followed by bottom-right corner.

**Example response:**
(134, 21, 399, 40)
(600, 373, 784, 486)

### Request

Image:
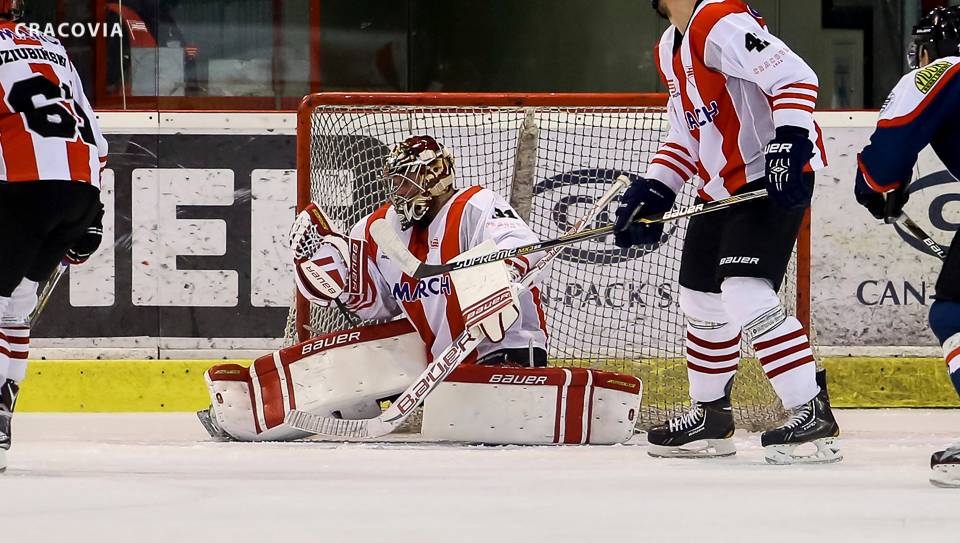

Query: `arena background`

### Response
(13, 0, 960, 411)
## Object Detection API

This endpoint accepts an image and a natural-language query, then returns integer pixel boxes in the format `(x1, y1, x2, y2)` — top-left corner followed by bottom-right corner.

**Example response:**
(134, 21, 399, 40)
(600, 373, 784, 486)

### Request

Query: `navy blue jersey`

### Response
(858, 57, 960, 192)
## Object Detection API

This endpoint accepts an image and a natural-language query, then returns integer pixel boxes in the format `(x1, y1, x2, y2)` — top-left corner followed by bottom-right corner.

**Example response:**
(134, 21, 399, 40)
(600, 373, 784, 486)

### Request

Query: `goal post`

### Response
(290, 92, 811, 430)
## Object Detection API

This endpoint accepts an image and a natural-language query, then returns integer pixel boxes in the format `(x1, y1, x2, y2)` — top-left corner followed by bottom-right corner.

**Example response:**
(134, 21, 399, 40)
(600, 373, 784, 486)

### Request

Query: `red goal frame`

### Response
(294, 92, 811, 342)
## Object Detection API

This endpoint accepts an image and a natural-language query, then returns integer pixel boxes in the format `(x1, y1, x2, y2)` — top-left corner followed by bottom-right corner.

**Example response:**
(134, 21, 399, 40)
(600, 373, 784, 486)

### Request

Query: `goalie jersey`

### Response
(857, 56, 960, 190)
(0, 23, 108, 186)
(298, 186, 549, 363)
(648, 0, 827, 201)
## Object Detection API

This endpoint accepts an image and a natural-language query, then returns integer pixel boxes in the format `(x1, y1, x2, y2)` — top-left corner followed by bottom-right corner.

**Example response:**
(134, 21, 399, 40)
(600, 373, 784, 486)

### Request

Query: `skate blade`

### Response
(196, 407, 233, 441)
(930, 464, 960, 488)
(764, 437, 842, 465)
(648, 439, 735, 458)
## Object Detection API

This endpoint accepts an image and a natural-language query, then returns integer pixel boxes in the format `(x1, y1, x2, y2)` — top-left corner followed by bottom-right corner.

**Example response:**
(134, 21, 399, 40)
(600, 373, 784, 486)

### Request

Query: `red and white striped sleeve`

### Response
(704, 9, 819, 133)
(647, 107, 699, 193)
(69, 59, 108, 169)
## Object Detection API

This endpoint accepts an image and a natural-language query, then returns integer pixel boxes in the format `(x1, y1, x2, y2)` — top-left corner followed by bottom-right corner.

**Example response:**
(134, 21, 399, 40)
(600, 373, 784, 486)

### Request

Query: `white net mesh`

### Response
(286, 96, 797, 431)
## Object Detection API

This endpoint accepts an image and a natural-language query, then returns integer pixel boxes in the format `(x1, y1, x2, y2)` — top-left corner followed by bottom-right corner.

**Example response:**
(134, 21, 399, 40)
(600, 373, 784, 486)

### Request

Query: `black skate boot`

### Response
(0, 379, 20, 473)
(930, 444, 960, 488)
(647, 385, 736, 458)
(761, 369, 841, 464)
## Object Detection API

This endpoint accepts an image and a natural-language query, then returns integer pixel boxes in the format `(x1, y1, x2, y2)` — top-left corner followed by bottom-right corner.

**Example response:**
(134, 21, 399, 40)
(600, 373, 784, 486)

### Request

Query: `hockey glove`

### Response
(613, 176, 676, 248)
(764, 126, 815, 209)
(289, 203, 347, 260)
(65, 205, 104, 265)
(854, 168, 910, 222)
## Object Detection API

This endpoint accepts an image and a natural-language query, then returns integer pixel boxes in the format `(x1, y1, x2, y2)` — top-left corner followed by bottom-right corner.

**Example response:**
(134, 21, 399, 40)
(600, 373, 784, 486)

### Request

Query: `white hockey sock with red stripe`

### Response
(752, 316, 818, 409)
(686, 320, 741, 402)
(2, 326, 29, 383)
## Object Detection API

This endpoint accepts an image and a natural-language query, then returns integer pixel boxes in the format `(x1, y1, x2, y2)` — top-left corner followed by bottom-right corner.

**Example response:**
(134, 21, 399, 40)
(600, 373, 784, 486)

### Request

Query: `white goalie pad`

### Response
(421, 365, 642, 445)
(204, 320, 427, 441)
(447, 240, 520, 342)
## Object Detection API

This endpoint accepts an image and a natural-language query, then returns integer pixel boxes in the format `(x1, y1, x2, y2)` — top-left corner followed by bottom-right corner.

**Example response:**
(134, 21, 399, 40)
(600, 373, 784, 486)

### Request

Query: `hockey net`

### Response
(287, 93, 811, 431)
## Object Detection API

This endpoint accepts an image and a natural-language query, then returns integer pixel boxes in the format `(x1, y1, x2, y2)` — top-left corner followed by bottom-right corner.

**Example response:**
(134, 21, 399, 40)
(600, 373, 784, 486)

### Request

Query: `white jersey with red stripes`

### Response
(647, 0, 827, 201)
(0, 23, 107, 186)
(298, 186, 549, 363)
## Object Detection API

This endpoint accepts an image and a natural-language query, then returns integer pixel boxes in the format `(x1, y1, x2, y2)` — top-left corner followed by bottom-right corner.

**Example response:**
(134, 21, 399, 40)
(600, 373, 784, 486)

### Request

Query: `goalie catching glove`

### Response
(288, 203, 353, 302)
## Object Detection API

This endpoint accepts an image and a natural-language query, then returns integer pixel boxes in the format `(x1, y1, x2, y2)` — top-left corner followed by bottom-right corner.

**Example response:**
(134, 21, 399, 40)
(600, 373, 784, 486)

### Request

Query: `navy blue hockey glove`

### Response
(764, 126, 815, 209)
(65, 205, 104, 265)
(613, 177, 677, 248)
(854, 168, 910, 222)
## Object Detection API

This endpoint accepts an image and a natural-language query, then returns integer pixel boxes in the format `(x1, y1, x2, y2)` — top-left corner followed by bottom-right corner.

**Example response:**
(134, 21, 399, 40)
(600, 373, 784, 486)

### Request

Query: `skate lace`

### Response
(669, 403, 704, 432)
(782, 403, 812, 430)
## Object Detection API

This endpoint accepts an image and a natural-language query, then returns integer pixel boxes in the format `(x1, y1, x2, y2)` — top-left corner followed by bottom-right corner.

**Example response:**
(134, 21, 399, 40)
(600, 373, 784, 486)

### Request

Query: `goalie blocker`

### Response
(199, 320, 641, 445)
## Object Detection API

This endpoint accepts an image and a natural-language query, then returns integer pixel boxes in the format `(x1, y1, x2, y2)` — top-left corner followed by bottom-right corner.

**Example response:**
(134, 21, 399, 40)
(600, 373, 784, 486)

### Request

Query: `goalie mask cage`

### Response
(289, 92, 813, 431)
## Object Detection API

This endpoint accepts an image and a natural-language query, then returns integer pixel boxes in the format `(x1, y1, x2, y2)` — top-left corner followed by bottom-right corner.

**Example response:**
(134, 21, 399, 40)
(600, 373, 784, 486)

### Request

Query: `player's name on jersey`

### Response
(0, 47, 68, 68)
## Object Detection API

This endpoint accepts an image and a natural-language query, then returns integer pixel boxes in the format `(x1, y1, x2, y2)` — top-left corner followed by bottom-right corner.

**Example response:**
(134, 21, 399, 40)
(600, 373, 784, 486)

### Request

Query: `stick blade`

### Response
(285, 410, 370, 439)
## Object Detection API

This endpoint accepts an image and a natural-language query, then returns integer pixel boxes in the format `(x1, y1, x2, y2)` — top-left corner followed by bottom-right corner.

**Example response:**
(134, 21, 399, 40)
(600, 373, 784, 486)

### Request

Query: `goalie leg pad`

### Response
(205, 321, 427, 441)
(421, 365, 642, 445)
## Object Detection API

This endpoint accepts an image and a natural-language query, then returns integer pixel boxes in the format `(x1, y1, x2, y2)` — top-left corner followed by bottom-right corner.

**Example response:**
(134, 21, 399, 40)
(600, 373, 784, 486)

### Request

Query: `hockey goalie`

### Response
(197, 135, 641, 444)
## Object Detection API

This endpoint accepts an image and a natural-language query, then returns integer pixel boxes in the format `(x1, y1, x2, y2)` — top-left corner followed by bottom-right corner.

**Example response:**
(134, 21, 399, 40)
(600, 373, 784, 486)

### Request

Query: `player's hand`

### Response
(764, 126, 815, 209)
(65, 205, 104, 265)
(289, 203, 344, 260)
(613, 176, 676, 248)
(854, 169, 910, 222)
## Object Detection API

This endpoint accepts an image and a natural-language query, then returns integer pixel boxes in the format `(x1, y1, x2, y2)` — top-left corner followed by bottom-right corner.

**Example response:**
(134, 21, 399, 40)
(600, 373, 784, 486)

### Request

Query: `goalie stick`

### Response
(372, 188, 768, 279)
(890, 212, 949, 261)
(284, 176, 632, 439)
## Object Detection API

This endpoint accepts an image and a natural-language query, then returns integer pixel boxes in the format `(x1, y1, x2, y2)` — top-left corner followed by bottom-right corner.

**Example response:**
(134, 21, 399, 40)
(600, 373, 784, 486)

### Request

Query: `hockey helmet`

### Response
(384, 135, 455, 229)
(909, 6, 960, 69)
(0, 0, 22, 21)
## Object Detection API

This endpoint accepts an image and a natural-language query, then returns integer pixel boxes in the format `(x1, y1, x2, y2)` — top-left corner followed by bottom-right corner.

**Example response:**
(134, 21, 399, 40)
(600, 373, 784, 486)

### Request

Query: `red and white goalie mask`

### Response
(384, 135, 455, 230)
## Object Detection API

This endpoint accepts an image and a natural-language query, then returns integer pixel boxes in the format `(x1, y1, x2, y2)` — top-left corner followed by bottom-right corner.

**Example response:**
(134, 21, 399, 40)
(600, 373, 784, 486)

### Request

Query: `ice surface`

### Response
(4, 410, 960, 543)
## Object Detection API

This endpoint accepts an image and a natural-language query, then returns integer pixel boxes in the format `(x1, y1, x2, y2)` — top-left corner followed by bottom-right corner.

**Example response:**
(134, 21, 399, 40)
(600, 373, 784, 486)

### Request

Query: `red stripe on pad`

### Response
(765, 355, 815, 378)
(754, 328, 806, 351)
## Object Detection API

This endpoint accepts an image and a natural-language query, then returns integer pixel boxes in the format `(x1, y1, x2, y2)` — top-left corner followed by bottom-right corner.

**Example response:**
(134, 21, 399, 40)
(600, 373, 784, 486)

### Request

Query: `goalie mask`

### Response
(0, 0, 22, 21)
(384, 135, 455, 230)
(908, 6, 960, 69)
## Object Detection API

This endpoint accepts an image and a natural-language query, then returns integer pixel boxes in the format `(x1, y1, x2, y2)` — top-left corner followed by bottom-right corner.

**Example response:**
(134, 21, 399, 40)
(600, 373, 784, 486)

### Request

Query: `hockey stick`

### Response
(372, 188, 768, 279)
(890, 212, 948, 261)
(284, 176, 631, 439)
(29, 262, 68, 326)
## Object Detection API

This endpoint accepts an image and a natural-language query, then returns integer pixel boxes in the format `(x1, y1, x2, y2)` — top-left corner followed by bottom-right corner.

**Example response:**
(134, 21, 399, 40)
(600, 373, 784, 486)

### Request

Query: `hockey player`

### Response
(614, 0, 839, 464)
(291, 134, 549, 367)
(0, 0, 108, 472)
(854, 6, 960, 487)
(198, 135, 628, 443)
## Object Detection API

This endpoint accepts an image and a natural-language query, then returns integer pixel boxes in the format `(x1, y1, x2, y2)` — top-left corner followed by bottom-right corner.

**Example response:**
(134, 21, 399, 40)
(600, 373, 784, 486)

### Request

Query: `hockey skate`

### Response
(196, 405, 234, 441)
(0, 379, 19, 473)
(647, 391, 736, 458)
(761, 372, 841, 464)
(930, 444, 960, 488)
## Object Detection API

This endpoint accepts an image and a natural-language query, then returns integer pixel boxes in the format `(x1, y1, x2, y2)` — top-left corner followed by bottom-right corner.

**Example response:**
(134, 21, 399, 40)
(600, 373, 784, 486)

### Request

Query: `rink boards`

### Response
(14, 357, 960, 412)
